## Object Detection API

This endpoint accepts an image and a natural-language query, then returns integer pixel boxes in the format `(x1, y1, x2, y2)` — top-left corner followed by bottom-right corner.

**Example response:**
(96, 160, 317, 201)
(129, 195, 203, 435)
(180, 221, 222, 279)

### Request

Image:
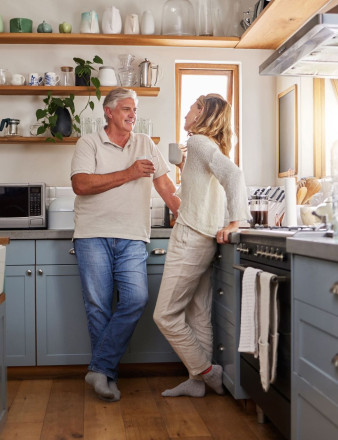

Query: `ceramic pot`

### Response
(141, 10, 155, 35)
(80, 11, 100, 33)
(10, 18, 33, 33)
(51, 108, 72, 137)
(75, 72, 90, 86)
(102, 6, 122, 34)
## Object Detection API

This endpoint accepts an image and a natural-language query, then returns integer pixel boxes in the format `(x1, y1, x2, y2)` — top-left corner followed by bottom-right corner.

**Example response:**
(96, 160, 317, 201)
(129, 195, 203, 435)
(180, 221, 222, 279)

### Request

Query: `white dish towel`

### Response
(238, 267, 262, 356)
(258, 271, 280, 392)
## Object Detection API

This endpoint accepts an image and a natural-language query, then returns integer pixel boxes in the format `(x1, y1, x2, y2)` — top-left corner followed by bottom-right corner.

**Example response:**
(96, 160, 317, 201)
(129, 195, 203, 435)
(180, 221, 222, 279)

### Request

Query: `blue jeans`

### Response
(74, 238, 148, 382)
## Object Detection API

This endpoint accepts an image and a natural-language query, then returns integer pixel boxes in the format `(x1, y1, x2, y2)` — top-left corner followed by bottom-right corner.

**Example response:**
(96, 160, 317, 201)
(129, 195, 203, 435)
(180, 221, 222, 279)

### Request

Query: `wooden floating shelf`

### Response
(0, 86, 160, 97)
(0, 33, 239, 48)
(1, 136, 160, 145)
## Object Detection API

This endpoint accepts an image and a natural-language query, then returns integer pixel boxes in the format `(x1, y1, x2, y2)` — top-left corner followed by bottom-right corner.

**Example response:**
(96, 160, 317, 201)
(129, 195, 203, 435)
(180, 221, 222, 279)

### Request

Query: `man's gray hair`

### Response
(103, 88, 138, 122)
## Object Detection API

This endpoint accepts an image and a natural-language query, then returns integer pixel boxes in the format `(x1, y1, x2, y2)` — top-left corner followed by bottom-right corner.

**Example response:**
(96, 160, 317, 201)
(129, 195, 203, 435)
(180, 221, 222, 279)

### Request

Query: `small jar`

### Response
(60, 66, 74, 86)
(249, 195, 269, 227)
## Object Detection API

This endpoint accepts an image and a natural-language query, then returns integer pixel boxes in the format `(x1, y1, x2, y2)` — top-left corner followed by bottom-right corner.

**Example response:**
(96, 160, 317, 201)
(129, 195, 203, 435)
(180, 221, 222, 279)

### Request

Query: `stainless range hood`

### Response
(259, 12, 338, 77)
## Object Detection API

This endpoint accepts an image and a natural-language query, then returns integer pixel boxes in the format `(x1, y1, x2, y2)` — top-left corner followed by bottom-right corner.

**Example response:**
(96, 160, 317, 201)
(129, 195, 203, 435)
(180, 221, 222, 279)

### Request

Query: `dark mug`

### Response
(10, 18, 33, 33)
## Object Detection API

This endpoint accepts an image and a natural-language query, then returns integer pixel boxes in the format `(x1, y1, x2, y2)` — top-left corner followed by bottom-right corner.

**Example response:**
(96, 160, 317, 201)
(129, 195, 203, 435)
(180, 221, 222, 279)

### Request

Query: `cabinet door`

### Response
(121, 264, 179, 363)
(212, 243, 248, 399)
(0, 300, 6, 431)
(5, 265, 35, 366)
(36, 264, 91, 365)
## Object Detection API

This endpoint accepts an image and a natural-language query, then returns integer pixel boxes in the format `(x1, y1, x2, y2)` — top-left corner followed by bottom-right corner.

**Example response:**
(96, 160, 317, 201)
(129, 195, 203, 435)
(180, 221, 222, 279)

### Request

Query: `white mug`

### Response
(168, 143, 183, 165)
(28, 72, 43, 86)
(124, 14, 140, 34)
(44, 72, 60, 86)
(10, 73, 26, 85)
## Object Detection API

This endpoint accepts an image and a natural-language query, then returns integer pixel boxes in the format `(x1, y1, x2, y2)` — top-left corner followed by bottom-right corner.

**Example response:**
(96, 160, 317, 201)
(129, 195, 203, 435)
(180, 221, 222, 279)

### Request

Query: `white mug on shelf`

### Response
(10, 73, 26, 85)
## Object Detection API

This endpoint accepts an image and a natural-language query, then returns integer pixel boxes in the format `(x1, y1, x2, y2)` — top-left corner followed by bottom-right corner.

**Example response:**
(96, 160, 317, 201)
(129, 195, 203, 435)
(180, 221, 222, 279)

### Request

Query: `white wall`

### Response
(0, 0, 276, 187)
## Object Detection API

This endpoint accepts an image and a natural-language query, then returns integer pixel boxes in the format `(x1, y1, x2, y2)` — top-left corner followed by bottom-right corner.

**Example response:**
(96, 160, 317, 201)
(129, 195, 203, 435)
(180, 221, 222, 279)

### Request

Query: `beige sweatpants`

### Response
(153, 223, 217, 378)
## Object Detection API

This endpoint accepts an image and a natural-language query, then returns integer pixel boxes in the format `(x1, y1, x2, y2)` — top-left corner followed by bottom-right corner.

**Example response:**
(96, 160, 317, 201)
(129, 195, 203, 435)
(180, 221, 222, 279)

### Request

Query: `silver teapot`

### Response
(139, 58, 159, 87)
(0, 118, 20, 136)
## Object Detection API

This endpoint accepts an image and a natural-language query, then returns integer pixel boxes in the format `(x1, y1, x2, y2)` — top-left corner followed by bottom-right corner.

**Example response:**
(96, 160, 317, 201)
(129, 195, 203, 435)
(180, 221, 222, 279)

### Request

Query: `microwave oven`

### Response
(0, 183, 46, 229)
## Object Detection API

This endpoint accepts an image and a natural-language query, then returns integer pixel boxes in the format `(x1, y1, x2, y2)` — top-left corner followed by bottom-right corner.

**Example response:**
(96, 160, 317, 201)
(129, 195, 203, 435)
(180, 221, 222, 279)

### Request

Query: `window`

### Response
(175, 63, 240, 171)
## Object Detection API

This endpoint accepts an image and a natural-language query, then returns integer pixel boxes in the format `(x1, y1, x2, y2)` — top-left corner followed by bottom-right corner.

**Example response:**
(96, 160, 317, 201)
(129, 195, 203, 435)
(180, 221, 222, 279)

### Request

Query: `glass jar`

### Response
(60, 66, 74, 86)
(249, 195, 269, 227)
(161, 0, 196, 36)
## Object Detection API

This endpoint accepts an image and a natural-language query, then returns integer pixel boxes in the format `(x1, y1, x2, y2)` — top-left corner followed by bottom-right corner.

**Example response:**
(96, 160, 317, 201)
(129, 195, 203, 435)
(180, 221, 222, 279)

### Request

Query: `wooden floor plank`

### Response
(0, 422, 44, 440)
(7, 380, 52, 424)
(6, 380, 20, 411)
(40, 379, 84, 440)
(84, 383, 126, 440)
(147, 376, 212, 439)
(119, 377, 169, 440)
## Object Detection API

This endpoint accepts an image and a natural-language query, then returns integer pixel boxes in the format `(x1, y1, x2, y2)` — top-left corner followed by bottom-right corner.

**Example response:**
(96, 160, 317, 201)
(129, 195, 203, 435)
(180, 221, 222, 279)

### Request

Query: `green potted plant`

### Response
(35, 55, 104, 141)
(35, 93, 80, 141)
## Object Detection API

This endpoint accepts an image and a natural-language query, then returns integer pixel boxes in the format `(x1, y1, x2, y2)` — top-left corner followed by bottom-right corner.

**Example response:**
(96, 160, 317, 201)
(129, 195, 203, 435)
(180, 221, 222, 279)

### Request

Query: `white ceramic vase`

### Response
(140, 10, 155, 35)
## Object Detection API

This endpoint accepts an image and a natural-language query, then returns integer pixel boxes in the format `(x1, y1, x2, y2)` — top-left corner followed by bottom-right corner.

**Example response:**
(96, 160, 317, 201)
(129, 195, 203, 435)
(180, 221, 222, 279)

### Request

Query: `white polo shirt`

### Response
(71, 129, 169, 242)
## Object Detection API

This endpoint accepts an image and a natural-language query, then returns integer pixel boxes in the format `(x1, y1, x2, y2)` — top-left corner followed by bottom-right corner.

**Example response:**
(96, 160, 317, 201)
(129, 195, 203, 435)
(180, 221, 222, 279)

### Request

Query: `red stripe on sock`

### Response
(201, 365, 212, 375)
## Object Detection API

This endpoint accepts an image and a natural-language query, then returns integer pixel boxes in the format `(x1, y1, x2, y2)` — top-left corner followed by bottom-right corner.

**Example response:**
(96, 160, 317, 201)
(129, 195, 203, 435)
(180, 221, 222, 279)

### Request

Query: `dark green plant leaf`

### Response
(93, 55, 103, 64)
(37, 125, 47, 135)
(36, 109, 47, 120)
(89, 101, 94, 111)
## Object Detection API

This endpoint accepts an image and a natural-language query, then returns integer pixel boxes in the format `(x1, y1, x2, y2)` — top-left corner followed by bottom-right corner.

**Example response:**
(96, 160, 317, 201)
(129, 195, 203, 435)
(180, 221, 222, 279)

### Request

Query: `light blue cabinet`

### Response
(0, 296, 6, 431)
(292, 254, 338, 440)
(122, 240, 178, 363)
(5, 240, 35, 366)
(5, 237, 176, 367)
(212, 243, 248, 399)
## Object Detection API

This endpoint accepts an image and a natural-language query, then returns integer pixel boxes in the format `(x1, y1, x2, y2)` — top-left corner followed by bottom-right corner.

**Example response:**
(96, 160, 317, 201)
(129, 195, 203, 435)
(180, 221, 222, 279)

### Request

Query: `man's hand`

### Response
(128, 159, 155, 179)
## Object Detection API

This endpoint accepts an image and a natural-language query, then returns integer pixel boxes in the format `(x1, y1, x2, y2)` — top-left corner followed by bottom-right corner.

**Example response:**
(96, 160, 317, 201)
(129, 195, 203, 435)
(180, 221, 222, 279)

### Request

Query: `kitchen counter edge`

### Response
(0, 228, 172, 240)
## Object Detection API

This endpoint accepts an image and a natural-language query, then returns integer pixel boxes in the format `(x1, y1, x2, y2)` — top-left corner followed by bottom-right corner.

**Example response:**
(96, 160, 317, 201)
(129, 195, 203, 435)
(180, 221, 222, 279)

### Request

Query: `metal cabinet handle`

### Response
(217, 344, 225, 352)
(217, 288, 224, 296)
(332, 354, 338, 368)
(69, 248, 76, 255)
(38, 269, 43, 276)
(151, 248, 166, 255)
(329, 282, 338, 295)
(26, 270, 32, 276)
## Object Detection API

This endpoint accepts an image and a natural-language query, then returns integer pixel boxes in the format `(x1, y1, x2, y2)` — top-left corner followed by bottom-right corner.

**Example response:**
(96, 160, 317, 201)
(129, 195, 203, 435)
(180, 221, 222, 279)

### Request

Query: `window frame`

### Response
(175, 63, 240, 166)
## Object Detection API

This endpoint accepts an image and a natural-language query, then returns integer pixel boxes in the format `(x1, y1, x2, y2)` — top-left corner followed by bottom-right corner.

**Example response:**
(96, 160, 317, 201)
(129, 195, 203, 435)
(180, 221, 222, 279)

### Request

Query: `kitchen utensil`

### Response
(161, 0, 195, 35)
(102, 6, 122, 34)
(124, 14, 140, 34)
(197, 0, 213, 36)
(0, 118, 20, 136)
(139, 58, 159, 87)
(141, 10, 155, 35)
(98, 66, 117, 86)
(296, 186, 307, 204)
(44, 72, 60, 86)
(10, 18, 32, 33)
(37, 20, 52, 33)
(0, 69, 7, 85)
(28, 72, 43, 86)
(10, 73, 25, 85)
(249, 195, 268, 226)
(302, 177, 321, 204)
(80, 11, 100, 33)
(168, 143, 183, 165)
(60, 66, 74, 86)
(269, 187, 280, 200)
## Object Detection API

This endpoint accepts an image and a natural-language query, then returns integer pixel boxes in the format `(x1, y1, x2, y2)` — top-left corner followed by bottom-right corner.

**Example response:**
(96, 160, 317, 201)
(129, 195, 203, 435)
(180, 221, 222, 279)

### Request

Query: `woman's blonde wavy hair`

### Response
(189, 93, 232, 157)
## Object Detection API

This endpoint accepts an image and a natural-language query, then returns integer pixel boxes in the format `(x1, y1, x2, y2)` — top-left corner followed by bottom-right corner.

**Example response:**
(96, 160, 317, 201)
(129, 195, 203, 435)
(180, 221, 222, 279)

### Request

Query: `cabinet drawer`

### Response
(294, 300, 338, 405)
(293, 256, 338, 316)
(146, 239, 168, 265)
(5, 240, 35, 265)
(36, 240, 76, 265)
(213, 271, 235, 324)
(213, 244, 236, 272)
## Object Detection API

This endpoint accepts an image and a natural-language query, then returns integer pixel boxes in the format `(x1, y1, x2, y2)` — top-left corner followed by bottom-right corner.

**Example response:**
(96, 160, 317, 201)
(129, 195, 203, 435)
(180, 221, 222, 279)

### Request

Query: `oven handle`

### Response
(233, 264, 289, 283)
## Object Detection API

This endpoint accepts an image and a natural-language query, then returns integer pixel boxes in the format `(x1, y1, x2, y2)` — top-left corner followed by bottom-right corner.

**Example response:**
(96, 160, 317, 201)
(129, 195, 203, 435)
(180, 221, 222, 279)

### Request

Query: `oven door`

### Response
(236, 259, 291, 440)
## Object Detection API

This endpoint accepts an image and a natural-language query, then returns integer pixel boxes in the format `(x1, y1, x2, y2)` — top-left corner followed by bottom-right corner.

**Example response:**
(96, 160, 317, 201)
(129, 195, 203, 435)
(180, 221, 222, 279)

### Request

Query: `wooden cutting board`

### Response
(0, 238, 10, 245)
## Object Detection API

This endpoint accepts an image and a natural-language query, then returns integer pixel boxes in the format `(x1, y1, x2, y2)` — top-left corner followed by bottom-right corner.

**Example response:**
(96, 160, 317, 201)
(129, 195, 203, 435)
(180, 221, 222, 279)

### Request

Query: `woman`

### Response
(153, 94, 250, 397)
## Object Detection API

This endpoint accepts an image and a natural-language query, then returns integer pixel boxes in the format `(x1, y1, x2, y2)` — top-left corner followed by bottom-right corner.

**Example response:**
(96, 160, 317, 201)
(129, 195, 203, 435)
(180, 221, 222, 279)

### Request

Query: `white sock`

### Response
(161, 379, 205, 397)
(201, 365, 224, 395)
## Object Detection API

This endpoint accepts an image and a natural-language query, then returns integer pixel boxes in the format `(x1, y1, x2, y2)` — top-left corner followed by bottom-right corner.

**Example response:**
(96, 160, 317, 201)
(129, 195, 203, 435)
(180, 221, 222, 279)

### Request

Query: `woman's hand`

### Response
(216, 221, 239, 244)
(177, 144, 187, 171)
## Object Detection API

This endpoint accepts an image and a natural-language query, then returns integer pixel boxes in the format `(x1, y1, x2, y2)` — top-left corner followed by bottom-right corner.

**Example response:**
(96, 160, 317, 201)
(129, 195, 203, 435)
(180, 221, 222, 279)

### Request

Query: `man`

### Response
(71, 88, 180, 402)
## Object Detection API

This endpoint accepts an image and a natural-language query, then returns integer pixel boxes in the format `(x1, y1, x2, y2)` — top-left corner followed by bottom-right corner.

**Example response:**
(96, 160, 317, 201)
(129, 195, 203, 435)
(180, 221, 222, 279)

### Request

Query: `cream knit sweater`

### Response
(177, 134, 250, 237)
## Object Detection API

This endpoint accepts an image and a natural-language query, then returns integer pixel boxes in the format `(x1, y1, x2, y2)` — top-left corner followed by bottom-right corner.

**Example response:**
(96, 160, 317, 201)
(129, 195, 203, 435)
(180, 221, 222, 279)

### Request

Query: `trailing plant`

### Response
(35, 55, 104, 141)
